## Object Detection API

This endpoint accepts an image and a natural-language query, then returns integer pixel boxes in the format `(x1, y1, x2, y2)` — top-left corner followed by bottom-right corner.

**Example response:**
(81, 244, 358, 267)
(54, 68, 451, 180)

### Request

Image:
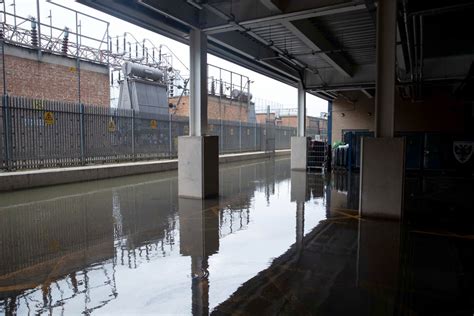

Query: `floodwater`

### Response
(0, 158, 473, 315)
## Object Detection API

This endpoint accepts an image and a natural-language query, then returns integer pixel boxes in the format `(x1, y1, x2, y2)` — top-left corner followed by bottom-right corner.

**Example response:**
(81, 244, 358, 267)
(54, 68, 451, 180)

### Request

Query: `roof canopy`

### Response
(79, 0, 474, 101)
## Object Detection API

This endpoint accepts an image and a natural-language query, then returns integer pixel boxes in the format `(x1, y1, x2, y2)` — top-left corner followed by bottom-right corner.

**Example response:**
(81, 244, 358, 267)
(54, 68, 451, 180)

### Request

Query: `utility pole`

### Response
(36, 0, 42, 58)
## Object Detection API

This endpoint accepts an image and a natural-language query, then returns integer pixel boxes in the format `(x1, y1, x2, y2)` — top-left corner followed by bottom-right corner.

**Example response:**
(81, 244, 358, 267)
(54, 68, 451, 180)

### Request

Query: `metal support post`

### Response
(36, 0, 42, 59)
(131, 109, 135, 160)
(254, 121, 257, 151)
(189, 29, 207, 136)
(220, 119, 223, 152)
(169, 112, 173, 158)
(327, 101, 332, 145)
(297, 81, 306, 137)
(75, 12, 81, 105)
(2, 94, 12, 170)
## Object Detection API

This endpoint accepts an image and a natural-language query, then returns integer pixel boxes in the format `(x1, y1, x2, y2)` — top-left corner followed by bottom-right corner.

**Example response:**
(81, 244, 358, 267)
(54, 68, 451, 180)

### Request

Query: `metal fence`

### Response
(0, 95, 319, 170)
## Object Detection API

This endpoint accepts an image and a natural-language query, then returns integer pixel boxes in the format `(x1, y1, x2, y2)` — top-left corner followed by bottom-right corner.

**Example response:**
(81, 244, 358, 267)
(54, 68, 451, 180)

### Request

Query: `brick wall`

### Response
(278, 116, 326, 128)
(331, 90, 467, 142)
(1, 45, 110, 107)
(169, 95, 250, 122)
(256, 113, 276, 124)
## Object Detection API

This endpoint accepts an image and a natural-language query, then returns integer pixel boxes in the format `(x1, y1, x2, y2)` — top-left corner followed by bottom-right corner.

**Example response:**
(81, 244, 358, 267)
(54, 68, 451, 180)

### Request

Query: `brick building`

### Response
(255, 112, 277, 124)
(169, 95, 252, 122)
(256, 112, 328, 139)
(0, 44, 110, 106)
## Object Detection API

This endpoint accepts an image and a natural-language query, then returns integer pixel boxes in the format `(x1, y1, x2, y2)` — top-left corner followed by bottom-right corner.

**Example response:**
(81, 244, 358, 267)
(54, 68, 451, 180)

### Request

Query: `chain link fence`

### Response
(0, 95, 319, 171)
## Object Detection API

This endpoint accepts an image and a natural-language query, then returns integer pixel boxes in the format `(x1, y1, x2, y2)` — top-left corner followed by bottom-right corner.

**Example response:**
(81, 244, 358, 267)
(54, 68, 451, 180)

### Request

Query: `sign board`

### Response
(150, 119, 158, 129)
(453, 141, 473, 164)
(108, 119, 116, 132)
(44, 111, 55, 125)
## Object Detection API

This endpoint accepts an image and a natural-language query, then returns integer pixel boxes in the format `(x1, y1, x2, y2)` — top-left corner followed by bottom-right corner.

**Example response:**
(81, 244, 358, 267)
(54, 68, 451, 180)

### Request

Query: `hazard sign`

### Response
(150, 119, 157, 129)
(108, 119, 116, 132)
(44, 111, 55, 125)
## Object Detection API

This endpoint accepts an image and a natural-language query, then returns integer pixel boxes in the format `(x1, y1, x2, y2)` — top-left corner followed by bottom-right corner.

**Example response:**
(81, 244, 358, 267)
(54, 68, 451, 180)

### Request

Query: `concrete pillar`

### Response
(358, 219, 401, 306)
(189, 29, 207, 137)
(179, 198, 219, 316)
(359, 0, 405, 220)
(374, 0, 397, 138)
(291, 82, 309, 170)
(291, 171, 308, 251)
(178, 29, 219, 199)
(297, 81, 306, 137)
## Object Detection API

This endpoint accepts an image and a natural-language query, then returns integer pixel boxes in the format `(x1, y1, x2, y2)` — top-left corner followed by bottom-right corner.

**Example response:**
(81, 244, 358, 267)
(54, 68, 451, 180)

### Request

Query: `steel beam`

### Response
(203, 3, 367, 34)
(306, 54, 473, 90)
(285, 20, 353, 77)
(361, 89, 374, 98)
(260, 0, 354, 78)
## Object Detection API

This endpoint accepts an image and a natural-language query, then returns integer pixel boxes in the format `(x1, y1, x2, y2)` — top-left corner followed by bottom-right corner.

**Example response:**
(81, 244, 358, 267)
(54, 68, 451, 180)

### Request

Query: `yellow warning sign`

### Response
(44, 111, 55, 125)
(69, 66, 77, 73)
(108, 119, 116, 132)
(150, 119, 157, 129)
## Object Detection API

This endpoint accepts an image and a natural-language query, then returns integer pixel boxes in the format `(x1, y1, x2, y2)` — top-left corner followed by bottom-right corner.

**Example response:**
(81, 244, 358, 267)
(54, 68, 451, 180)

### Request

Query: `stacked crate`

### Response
(307, 140, 327, 172)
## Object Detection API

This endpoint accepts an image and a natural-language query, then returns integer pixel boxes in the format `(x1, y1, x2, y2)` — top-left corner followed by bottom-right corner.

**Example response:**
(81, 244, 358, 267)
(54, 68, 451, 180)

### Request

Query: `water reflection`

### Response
(1, 160, 473, 315)
(0, 158, 327, 315)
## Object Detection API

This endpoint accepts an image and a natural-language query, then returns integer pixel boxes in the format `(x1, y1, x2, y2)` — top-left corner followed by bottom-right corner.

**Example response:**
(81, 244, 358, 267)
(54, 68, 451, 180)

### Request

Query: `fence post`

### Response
(254, 121, 257, 151)
(239, 120, 242, 152)
(131, 109, 135, 160)
(2, 94, 12, 170)
(220, 119, 223, 153)
(79, 103, 85, 165)
(169, 112, 172, 158)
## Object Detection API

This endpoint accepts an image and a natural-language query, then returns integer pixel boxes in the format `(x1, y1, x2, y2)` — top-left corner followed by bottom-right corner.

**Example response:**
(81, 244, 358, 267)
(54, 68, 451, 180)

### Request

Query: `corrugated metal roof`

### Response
(310, 10, 376, 65)
(250, 23, 331, 68)
(249, 9, 375, 71)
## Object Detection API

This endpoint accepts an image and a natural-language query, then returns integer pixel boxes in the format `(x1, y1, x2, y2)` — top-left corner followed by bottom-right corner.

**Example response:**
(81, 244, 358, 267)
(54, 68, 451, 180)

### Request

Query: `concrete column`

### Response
(374, 0, 397, 137)
(178, 29, 219, 199)
(189, 29, 207, 136)
(358, 219, 401, 307)
(359, 0, 405, 220)
(291, 171, 308, 251)
(179, 198, 219, 316)
(291, 81, 309, 170)
(297, 81, 306, 137)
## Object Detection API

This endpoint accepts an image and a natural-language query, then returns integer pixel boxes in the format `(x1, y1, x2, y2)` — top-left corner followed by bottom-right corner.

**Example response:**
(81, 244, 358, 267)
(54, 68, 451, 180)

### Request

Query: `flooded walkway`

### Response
(0, 158, 473, 315)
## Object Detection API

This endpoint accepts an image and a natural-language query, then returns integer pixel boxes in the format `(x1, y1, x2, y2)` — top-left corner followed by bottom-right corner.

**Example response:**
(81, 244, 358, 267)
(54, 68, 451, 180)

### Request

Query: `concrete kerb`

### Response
(0, 150, 290, 192)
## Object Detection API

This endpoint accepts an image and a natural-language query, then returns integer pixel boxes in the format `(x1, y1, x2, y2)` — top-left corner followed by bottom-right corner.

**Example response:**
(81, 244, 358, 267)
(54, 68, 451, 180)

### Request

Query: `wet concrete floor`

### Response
(0, 158, 473, 315)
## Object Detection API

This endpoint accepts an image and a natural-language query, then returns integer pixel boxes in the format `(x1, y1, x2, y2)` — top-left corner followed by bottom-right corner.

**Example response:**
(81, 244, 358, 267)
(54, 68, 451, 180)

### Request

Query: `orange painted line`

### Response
(331, 208, 362, 220)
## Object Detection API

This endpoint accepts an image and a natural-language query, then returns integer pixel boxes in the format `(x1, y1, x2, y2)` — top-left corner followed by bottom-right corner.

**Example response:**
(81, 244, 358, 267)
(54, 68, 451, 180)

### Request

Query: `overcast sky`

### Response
(6, 0, 328, 116)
